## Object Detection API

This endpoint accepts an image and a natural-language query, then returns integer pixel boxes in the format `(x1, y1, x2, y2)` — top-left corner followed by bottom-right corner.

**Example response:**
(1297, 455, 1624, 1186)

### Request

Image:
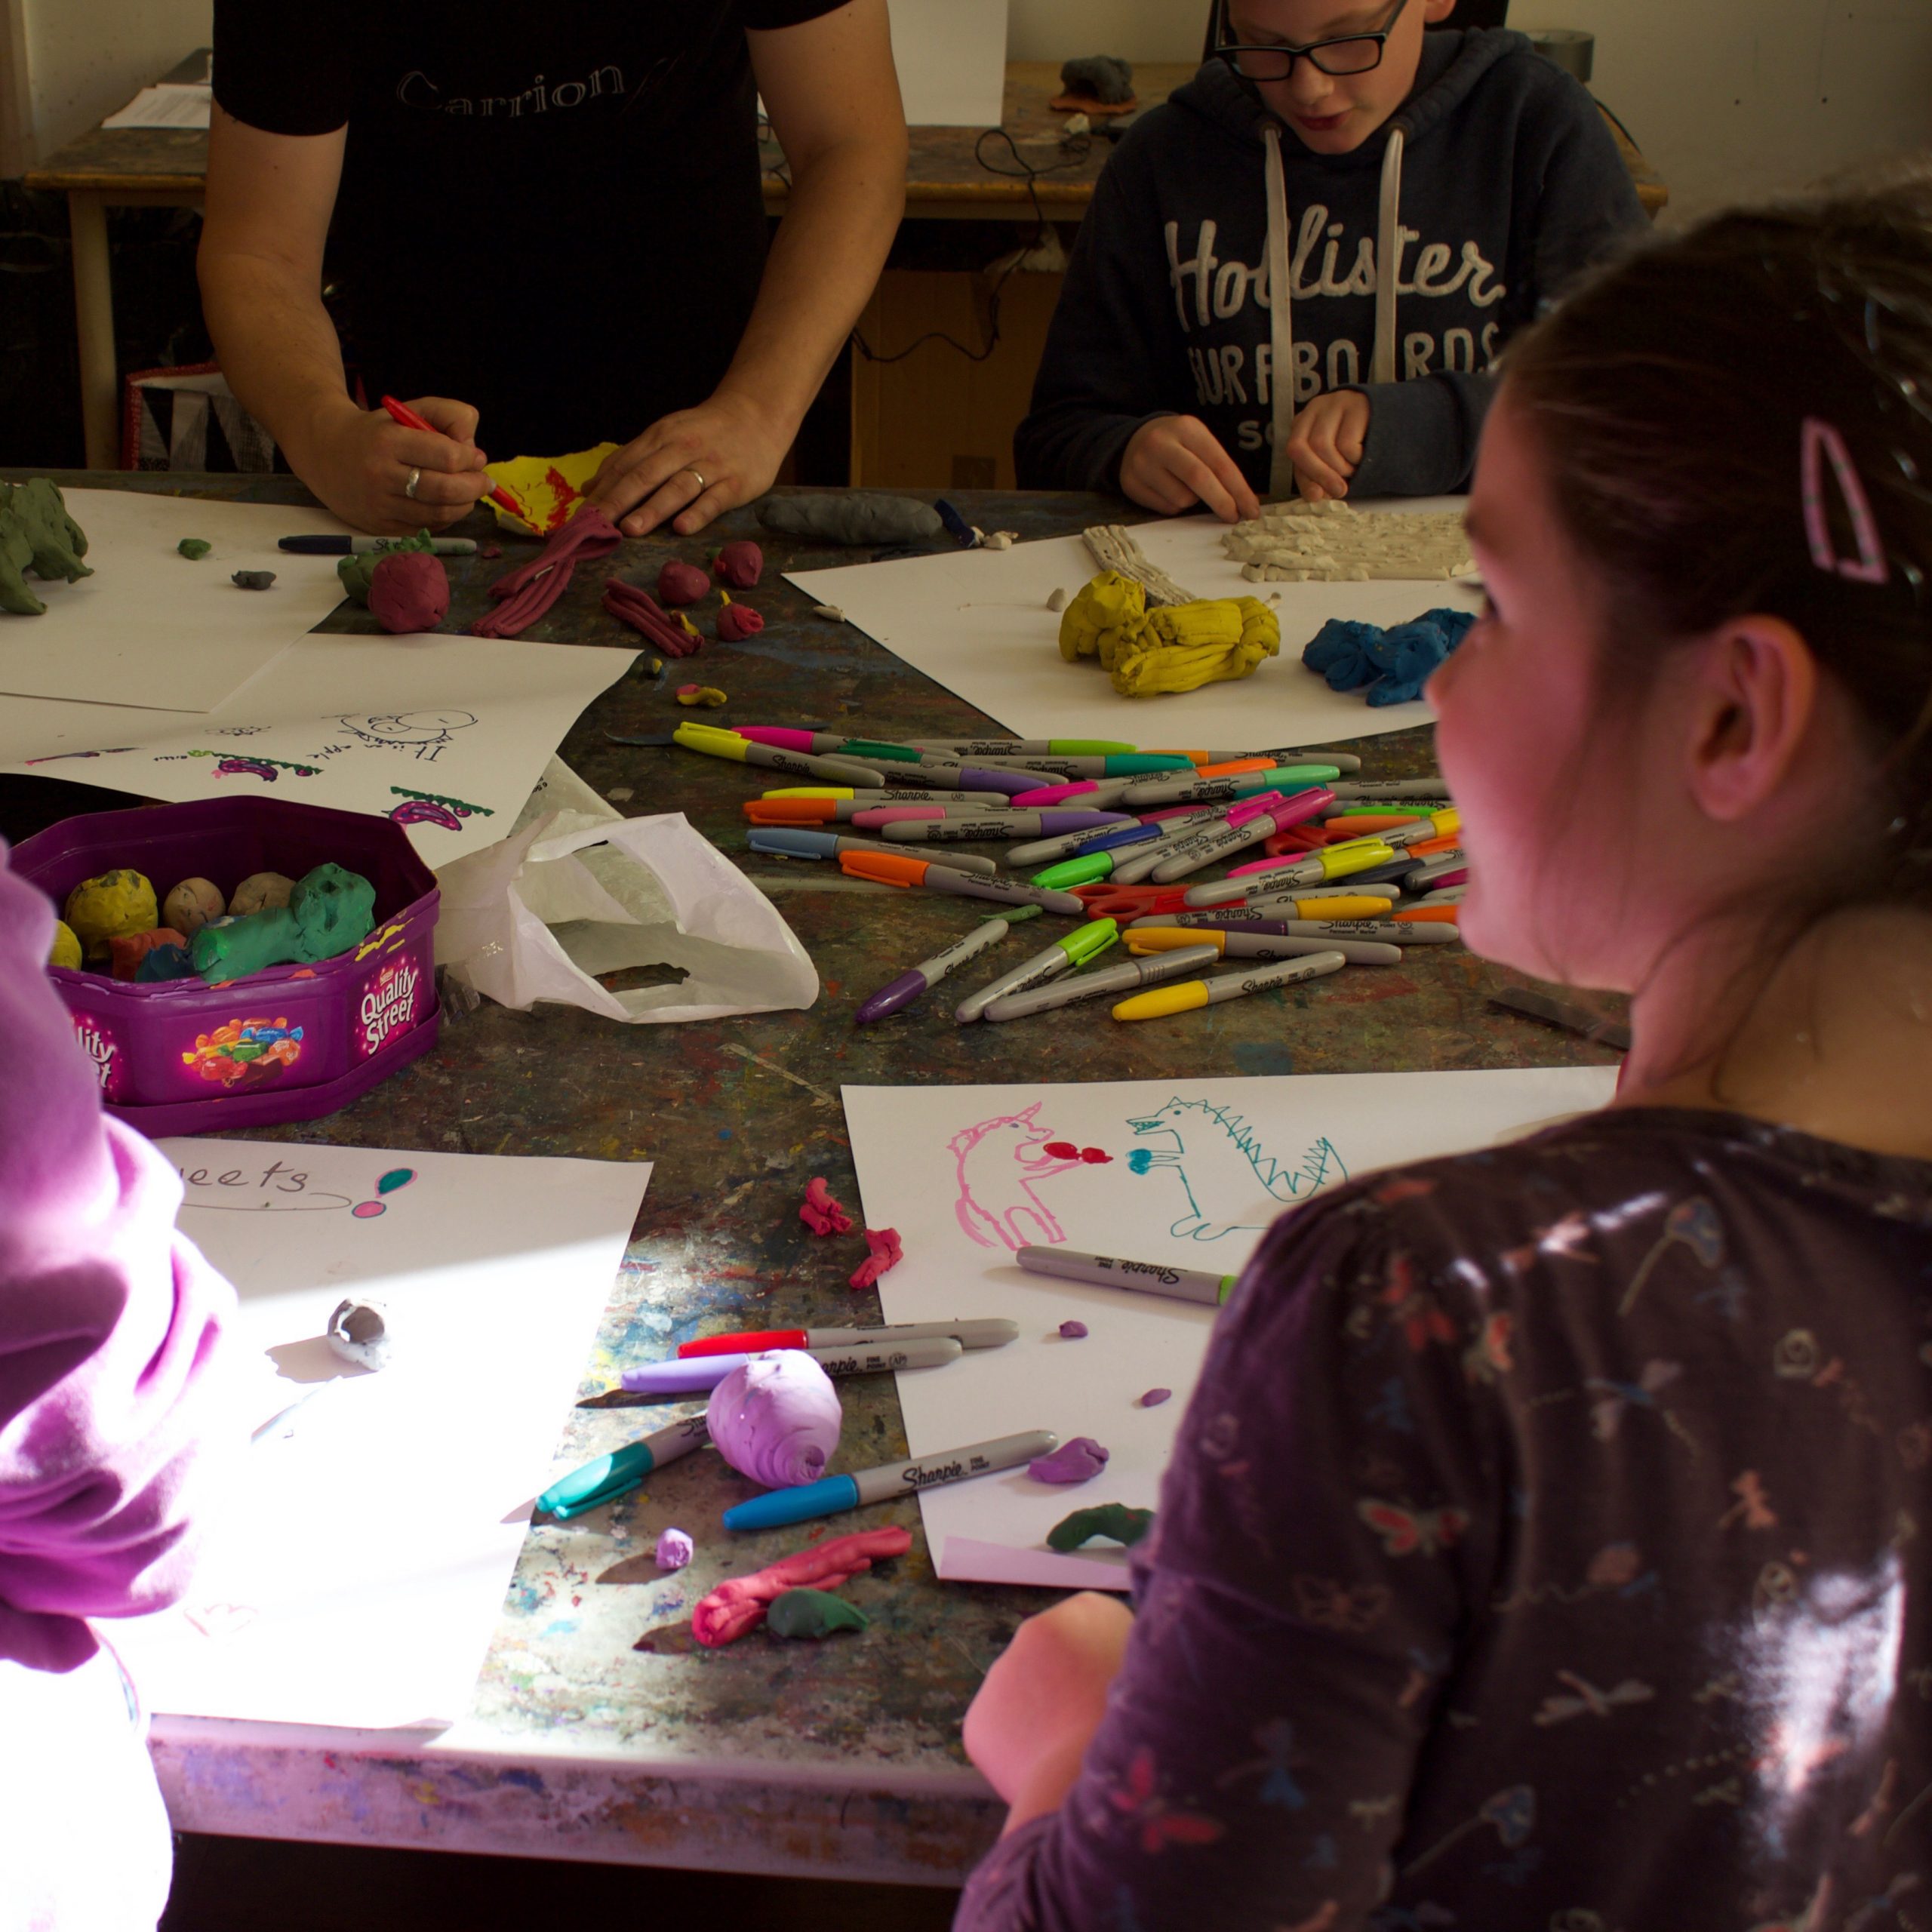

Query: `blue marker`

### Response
(537, 1414, 710, 1520)
(721, 1429, 1057, 1531)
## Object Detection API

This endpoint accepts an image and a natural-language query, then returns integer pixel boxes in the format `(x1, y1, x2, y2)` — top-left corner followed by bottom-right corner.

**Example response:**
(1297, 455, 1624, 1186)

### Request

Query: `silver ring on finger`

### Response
(683, 467, 706, 493)
(405, 467, 421, 501)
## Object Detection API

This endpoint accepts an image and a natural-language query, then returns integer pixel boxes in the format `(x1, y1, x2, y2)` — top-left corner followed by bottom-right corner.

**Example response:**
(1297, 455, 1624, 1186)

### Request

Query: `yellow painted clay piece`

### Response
(63, 869, 158, 959)
(675, 685, 729, 708)
(481, 442, 621, 535)
(48, 919, 82, 971)
(1058, 572, 1280, 697)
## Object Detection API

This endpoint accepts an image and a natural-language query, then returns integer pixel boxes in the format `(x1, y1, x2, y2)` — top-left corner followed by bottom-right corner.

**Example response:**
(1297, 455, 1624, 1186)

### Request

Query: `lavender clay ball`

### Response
(655, 1527, 694, 1571)
(706, 1350, 843, 1489)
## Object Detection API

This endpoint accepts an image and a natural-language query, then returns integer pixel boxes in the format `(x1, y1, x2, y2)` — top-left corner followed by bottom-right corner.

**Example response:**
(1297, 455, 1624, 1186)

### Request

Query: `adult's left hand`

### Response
(583, 391, 789, 540)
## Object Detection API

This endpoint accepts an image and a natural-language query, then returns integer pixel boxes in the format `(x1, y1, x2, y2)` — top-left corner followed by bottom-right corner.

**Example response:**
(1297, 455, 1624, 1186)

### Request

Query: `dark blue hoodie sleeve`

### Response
(1014, 140, 1192, 495)
(1349, 82, 1645, 500)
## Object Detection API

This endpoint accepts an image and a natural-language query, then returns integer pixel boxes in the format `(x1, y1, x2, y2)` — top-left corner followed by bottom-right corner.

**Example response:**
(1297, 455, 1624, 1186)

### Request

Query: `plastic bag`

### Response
(432, 761, 817, 1023)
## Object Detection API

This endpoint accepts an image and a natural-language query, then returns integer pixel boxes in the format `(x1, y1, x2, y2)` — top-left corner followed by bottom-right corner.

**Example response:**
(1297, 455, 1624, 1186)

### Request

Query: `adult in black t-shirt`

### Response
(200, 2, 907, 537)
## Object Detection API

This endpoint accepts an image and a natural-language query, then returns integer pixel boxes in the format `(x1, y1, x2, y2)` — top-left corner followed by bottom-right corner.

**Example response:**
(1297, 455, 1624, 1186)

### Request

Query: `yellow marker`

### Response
(1260, 894, 1396, 921)
(1112, 950, 1347, 1021)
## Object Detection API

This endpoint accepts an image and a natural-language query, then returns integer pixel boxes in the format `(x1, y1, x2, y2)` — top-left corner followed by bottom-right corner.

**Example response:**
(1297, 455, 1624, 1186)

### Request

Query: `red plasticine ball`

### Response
(657, 560, 710, 606)
(718, 600, 764, 642)
(712, 540, 763, 589)
(368, 551, 450, 634)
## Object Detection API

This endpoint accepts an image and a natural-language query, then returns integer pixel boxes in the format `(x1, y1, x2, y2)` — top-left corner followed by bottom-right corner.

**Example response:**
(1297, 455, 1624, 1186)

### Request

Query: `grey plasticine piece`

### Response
(756, 494, 943, 546)
(1060, 55, 1134, 104)
(232, 569, 276, 590)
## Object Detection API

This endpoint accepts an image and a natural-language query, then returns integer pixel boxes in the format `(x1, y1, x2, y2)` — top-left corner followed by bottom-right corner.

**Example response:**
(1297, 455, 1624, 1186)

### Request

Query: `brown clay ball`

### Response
(657, 560, 711, 606)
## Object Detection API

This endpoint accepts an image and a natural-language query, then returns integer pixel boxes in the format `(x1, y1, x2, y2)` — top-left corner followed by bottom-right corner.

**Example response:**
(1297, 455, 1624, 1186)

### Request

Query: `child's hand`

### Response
(964, 1592, 1135, 1830)
(1121, 417, 1263, 524)
(1287, 391, 1372, 501)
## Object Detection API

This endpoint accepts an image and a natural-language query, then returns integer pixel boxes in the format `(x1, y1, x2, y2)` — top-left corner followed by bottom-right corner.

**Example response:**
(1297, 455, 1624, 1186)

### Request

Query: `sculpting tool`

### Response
(682, 1319, 1021, 1358)
(278, 534, 478, 554)
(619, 1337, 964, 1397)
(839, 851, 1084, 915)
(1183, 838, 1395, 906)
(955, 917, 1118, 1023)
(378, 394, 530, 522)
(983, 943, 1221, 1021)
(1489, 986, 1632, 1051)
(1111, 950, 1348, 1021)
(721, 1430, 1058, 1532)
(1124, 927, 1402, 966)
(537, 1414, 711, 1520)
(881, 812, 1131, 843)
(672, 724, 886, 786)
(854, 907, 1041, 1023)
(1016, 1244, 1239, 1308)
(749, 827, 1000, 878)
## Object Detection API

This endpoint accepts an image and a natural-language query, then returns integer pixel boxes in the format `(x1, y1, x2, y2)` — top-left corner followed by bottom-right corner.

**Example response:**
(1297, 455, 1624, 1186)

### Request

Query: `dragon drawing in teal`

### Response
(1124, 1096, 1347, 1241)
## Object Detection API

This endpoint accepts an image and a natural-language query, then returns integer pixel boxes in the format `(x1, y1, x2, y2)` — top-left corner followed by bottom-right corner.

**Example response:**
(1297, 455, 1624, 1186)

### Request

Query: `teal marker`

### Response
(537, 1414, 710, 1520)
(955, 917, 1118, 1023)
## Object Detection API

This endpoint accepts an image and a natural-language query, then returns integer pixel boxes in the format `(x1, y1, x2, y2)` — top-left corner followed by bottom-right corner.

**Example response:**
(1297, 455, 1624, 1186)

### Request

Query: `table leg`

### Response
(68, 192, 119, 470)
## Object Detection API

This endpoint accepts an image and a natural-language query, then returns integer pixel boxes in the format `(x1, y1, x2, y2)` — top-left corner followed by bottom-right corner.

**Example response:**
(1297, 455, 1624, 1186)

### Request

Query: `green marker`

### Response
(1014, 1244, 1238, 1308)
(954, 917, 1118, 1024)
(1032, 850, 1122, 891)
(537, 1414, 710, 1520)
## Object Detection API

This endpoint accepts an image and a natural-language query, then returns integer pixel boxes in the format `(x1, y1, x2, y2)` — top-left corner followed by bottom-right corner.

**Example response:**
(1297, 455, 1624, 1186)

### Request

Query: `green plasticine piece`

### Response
(0, 479, 91, 585)
(177, 538, 212, 560)
(1046, 1503, 1155, 1553)
(765, 1589, 870, 1640)
(337, 530, 435, 605)
(192, 863, 376, 985)
(0, 512, 44, 615)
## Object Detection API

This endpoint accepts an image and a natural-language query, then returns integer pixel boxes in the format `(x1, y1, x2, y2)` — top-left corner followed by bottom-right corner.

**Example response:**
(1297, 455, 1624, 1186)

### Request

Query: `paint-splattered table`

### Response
(0, 472, 1622, 1886)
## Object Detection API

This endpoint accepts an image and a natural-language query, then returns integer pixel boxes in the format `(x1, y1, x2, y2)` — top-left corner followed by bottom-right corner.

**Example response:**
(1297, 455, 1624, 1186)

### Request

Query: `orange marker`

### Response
(1393, 904, 1462, 924)
(838, 851, 1085, 914)
(1192, 758, 1278, 779)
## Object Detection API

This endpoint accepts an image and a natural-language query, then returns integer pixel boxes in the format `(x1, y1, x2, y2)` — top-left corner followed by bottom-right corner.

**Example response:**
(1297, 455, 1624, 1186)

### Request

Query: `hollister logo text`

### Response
(72, 1015, 119, 1097)
(358, 959, 421, 1058)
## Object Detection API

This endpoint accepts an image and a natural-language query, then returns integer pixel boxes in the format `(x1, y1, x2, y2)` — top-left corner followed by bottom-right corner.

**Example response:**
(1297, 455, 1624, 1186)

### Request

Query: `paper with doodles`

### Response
(844, 1067, 1618, 1590)
(111, 1140, 649, 1730)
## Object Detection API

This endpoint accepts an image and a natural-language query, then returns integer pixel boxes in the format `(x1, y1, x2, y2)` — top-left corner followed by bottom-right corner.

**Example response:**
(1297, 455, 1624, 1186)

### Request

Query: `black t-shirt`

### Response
(213, 2, 847, 456)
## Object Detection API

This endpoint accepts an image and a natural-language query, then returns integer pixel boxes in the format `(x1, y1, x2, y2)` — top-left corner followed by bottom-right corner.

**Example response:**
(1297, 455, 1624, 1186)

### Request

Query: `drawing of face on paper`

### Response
(332, 710, 478, 762)
(950, 1101, 1107, 1249)
(1124, 1095, 1348, 1241)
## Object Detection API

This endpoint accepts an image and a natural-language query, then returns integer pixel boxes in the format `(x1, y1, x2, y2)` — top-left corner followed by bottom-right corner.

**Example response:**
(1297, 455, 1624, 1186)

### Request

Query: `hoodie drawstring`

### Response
(1263, 125, 1296, 498)
(1374, 125, 1407, 384)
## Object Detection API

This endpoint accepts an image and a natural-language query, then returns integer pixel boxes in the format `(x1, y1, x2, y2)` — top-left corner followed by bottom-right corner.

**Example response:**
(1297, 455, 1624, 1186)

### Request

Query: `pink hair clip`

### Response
(1802, 417, 1890, 586)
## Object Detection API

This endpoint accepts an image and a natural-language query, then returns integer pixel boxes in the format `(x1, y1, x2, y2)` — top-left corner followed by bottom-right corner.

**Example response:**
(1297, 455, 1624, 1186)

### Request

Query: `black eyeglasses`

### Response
(1213, 0, 1413, 81)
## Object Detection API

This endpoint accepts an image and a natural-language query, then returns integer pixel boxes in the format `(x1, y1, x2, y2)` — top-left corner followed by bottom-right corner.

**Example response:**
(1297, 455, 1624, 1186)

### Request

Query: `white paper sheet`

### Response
(0, 630, 636, 863)
(102, 83, 211, 130)
(886, 0, 1008, 125)
(112, 1142, 649, 1731)
(0, 493, 357, 712)
(786, 501, 1481, 752)
(844, 1066, 1619, 1589)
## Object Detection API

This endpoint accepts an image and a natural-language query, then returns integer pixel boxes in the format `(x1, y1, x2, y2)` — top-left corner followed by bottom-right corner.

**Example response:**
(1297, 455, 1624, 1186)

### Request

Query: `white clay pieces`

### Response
(1221, 500, 1478, 583)
(1081, 525, 1198, 608)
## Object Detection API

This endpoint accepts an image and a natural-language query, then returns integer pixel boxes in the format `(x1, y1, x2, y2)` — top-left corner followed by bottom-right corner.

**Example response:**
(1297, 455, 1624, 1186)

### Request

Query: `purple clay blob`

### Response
(1058, 1320, 1089, 1340)
(1029, 1436, 1111, 1485)
(1140, 1387, 1173, 1408)
(655, 1527, 694, 1571)
(706, 1350, 844, 1487)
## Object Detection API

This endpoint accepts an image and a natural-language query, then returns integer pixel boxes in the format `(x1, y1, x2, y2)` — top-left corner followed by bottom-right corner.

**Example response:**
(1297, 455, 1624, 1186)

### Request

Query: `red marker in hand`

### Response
(379, 395, 528, 524)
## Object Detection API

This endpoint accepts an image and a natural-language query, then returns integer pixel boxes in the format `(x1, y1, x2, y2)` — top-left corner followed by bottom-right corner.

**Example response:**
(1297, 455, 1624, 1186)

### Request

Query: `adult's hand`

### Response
(303, 396, 492, 537)
(1286, 390, 1372, 502)
(964, 1591, 1134, 1833)
(583, 391, 790, 541)
(1120, 416, 1262, 524)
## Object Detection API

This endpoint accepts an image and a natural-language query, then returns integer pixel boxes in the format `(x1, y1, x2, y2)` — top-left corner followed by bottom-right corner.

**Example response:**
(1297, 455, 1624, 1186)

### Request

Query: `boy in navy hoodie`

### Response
(1016, 0, 1645, 516)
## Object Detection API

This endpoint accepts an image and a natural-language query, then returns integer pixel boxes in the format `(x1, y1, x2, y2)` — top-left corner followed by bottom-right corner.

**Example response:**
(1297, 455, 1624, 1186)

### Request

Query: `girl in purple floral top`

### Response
(958, 170, 1932, 1931)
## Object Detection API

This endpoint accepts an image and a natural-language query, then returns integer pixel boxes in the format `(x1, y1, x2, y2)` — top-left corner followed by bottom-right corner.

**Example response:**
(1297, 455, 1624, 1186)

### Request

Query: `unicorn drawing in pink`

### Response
(950, 1102, 1091, 1249)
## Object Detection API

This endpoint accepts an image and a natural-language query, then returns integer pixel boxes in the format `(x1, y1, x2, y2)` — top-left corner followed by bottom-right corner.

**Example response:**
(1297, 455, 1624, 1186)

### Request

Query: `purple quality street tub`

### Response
(14, 796, 439, 1136)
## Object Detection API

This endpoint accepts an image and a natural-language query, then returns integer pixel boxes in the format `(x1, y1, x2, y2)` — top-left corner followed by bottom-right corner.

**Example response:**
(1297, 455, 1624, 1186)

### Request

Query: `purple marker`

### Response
(883, 811, 1131, 844)
(855, 908, 1041, 1023)
(620, 1336, 965, 1394)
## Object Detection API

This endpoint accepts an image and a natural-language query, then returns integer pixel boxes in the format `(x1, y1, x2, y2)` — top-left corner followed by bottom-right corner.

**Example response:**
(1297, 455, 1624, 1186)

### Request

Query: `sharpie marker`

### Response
(983, 944, 1222, 1021)
(839, 851, 1085, 915)
(883, 812, 1129, 843)
(1149, 792, 1336, 884)
(855, 908, 1041, 1023)
(1112, 950, 1348, 1021)
(1005, 811, 1215, 869)
(279, 534, 478, 555)
(956, 917, 1118, 1023)
(1008, 777, 1138, 810)
(746, 798, 995, 826)
(850, 805, 1041, 828)
(1169, 746, 1363, 773)
(537, 1413, 712, 1520)
(1140, 915, 1454, 944)
(1118, 766, 1339, 810)
(681, 1318, 1021, 1359)
(749, 826, 1000, 878)
(1407, 852, 1469, 888)
(379, 394, 529, 521)
(1327, 778, 1454, 801)
(763, 786, 1001, 804)
(673, 725, 886, 788)
(1029, 834, 1165, 891)
(721, 1429, 1058, 1532)
(991, 754, 1193, 784)
(1134, 898, 1396, 929)
(1017, 1244, 1237, 1308)
(1183, 838, 1395, 906)
(620, 1337, 964, 1396)
(1125, 927, 1401, 966)
(908, 739, 1137, 757)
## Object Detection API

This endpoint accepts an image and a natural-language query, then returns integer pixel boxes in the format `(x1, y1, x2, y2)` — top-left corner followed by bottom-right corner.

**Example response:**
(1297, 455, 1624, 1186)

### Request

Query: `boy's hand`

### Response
(1287, 391, 1372, 501)
(964, 1592, 1134, 1832)
(1121, 416, 1262, 524)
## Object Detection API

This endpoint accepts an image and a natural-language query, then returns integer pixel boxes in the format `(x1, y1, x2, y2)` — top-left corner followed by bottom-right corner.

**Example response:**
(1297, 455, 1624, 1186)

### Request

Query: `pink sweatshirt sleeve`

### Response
(0, 846, 234, 1672)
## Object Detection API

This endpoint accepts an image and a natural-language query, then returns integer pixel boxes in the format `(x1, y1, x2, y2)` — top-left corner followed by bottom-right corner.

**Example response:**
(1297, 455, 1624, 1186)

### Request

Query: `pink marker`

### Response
(735, 727, 819, 752)
(1226, 789, 1291, 829)
(1011, 780, 1099, 808)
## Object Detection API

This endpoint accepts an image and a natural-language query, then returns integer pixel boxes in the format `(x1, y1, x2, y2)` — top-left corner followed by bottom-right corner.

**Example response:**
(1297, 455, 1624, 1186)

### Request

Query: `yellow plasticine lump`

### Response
(1057, 572, 1279, 697)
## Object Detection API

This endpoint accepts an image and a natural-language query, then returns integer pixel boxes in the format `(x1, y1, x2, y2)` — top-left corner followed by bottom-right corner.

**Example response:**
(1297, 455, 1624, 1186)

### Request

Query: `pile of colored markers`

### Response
(669, 721, 1464, 1026)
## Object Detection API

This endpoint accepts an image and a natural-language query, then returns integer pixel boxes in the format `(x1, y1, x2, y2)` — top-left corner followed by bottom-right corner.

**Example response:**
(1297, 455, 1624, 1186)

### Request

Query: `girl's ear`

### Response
(1684, 616, 1820, 825)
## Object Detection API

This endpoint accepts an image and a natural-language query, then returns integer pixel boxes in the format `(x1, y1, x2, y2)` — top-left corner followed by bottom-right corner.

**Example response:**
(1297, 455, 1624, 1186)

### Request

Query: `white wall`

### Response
(17, 0, 209, 164)
(1008, 0, 1932, 226)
